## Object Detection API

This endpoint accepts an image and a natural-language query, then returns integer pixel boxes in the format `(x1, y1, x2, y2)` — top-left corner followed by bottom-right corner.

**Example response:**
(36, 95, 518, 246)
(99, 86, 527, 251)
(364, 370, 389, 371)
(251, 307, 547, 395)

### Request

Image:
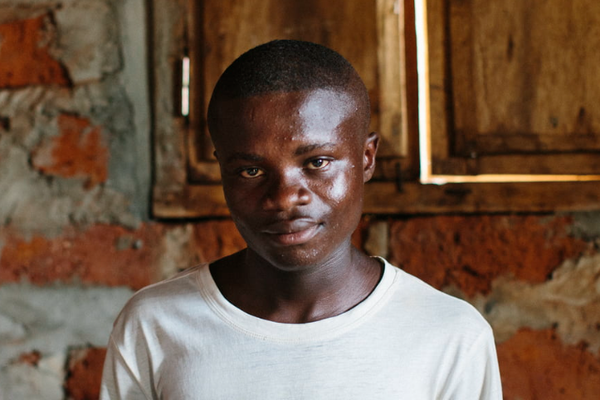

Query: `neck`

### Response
(210, 245, 382, 324)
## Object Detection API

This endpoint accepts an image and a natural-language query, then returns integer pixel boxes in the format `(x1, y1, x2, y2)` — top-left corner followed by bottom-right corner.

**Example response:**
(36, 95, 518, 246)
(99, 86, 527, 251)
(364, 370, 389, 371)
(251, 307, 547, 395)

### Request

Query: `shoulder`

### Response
(111, 264, 210, 336)
(380, 258, 492, 340)
(128, 264, 206, 306)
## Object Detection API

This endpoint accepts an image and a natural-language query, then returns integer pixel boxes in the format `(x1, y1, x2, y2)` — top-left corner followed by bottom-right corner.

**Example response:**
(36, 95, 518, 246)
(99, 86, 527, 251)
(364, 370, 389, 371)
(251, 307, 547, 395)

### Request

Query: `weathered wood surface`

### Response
(154, 0, 413, 217)
(427, 0, 600, 175)
(453, 0, 600, 154)
(153, 0, 600, 217)
(151, 0, 190, 192)
(188, 0, 404, 165)
(153, 181, 600, 218)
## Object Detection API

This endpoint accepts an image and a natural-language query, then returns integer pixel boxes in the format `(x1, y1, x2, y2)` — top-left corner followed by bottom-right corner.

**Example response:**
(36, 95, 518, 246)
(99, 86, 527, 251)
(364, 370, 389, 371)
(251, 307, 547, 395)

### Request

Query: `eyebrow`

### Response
(294, 142, 336, 156)
(225, 152, 264, 163)
(225, 142, 337, 163)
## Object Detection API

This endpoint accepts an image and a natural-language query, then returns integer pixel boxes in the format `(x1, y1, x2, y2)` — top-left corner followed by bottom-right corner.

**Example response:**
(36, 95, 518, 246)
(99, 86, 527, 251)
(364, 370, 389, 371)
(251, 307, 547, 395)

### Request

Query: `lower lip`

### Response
(267, 224, 321, 246)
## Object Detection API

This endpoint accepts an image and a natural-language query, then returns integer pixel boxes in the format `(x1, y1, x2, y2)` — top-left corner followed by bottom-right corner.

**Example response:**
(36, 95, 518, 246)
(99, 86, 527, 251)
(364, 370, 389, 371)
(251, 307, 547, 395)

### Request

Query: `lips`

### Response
(262, 219, 321, 246)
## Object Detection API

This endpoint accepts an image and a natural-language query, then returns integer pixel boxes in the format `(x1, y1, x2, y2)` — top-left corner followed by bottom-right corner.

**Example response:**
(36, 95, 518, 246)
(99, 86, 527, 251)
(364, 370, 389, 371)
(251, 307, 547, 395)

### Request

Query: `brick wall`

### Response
(0, 1, 599, 399)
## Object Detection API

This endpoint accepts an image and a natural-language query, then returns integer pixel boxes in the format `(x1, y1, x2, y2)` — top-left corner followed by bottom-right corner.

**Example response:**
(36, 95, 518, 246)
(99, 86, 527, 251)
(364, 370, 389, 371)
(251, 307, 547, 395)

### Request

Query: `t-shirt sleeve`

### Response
(442, 325, 503, 400)
(100, 336, 152, 400)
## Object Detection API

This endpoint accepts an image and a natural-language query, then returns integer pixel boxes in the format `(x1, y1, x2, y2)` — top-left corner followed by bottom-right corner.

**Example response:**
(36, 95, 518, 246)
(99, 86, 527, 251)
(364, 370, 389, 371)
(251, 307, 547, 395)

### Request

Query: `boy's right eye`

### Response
(240, 167, 264, 178)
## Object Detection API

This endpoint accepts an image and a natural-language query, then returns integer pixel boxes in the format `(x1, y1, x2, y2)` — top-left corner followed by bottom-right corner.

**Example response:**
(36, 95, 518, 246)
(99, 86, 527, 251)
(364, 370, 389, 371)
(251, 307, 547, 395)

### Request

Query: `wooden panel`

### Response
(426, 0, 600, 176)
(426, 0, 452, 164)
(152, 0, 600, 218)
(400, 0, 421, 181)
(152, 0, 190, 192)
(364, 181, 600, 214)
(187, 0, 406, 184)
(153, 0, 422, 218)
(431, 152, 600, 176)
(153, 180, 600, 218)
(194, 0, 378, 162)
(377, 0, 406, 157)
(468, 153, 600, 176)
(451, 0, 600, 155)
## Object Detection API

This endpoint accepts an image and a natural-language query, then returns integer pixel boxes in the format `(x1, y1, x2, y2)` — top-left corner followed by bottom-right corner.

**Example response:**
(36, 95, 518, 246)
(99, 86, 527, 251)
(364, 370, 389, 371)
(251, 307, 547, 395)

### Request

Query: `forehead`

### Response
(210, 88, 363, 149)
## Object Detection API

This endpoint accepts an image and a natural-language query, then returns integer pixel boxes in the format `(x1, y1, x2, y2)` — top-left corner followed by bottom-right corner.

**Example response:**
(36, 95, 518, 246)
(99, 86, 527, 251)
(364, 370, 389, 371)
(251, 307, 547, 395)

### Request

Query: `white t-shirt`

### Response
(100, 258, 502, 399)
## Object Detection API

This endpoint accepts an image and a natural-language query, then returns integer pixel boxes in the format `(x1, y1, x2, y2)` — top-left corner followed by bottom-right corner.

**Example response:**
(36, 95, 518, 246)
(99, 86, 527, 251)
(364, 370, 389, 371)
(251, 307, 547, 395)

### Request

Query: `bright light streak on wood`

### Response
(413, 1, 600, 185)
(181, 56, 190, 117)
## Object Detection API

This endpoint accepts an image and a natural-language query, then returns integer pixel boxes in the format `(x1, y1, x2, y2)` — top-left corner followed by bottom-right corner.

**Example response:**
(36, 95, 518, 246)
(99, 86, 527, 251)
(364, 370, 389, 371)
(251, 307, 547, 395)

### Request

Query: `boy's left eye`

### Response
(306, 158, 330, 170)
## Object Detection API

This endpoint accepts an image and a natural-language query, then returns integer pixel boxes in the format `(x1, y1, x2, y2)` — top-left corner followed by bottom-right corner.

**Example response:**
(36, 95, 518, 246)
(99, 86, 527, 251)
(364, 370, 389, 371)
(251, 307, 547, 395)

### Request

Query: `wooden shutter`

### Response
(151, 0, 600, 217)
(426, 0, 600, 176)
(152, 0, 414, 217)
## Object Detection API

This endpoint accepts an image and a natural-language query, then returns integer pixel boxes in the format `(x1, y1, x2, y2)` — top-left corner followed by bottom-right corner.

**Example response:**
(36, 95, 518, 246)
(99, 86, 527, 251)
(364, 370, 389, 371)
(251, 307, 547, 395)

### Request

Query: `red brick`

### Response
(17, 351, 42, 366)
(0, 224, 164, 289)
(32, 114, 108, 188)
(65, 347, 107, 400)
(389, 215, 589, 296)
(192, 220, 246, 262)
(498, 328, 600, 399)
(0, 15, 70, 88)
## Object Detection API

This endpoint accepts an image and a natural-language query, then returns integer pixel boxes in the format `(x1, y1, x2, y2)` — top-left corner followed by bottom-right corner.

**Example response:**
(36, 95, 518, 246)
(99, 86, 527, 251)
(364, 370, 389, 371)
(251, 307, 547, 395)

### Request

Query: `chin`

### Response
(249, 244, 332, 272)
(255, 237, 357, 274)
(269, 249, 320, 269)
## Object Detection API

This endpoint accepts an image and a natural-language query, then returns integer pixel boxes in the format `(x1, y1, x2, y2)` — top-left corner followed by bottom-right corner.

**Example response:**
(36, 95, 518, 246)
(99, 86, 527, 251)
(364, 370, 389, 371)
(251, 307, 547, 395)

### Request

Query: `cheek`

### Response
(326, 175, 348, 205)
(223, 179, 259, 208)
(325, 163, 361, 206)
(229, 213, 260, 248)
(223, 188, 258, 230)
(323, 164, 364, 236)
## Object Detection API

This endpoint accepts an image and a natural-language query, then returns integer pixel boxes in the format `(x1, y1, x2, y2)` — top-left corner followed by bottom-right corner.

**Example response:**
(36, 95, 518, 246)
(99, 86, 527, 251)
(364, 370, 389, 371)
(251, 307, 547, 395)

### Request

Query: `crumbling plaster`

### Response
(474, 252, 600, 351)
(0, 0, 150, 237)
(0, 0, 150, 396)
(0, 285, 133, 399)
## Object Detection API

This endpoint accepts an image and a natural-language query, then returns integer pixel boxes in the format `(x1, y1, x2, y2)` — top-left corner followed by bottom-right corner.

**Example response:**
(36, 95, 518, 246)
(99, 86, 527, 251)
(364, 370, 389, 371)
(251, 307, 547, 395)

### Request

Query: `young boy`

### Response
(101, 40, 502, 399)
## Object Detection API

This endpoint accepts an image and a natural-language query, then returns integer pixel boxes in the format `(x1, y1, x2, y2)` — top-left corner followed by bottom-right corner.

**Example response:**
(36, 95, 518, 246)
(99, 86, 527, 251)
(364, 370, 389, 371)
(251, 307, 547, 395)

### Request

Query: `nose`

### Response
(262, 173, 311, 211)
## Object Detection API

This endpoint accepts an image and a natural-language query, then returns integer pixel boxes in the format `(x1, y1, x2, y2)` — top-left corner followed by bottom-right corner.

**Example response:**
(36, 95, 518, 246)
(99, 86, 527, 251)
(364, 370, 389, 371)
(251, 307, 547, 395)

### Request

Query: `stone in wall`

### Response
(0, 221, 253, 288)
(389, 215, 590, 296)
(498, 328, 600, 399)
(0, 0, 150, 397)
(0, 284, 132, 397)
(0, 14, 70, 88)
(0, 284, 132, 366)
(53, 0, 122, 84)
(570, 211, 600, 243)
(0, 1, 146, 235)
(0, 224, 164, 288)
(31, 113, 108, 188)
(0, 352, 65, 400)
(64, 347, 107, 400)
(478, 253, 600, 351)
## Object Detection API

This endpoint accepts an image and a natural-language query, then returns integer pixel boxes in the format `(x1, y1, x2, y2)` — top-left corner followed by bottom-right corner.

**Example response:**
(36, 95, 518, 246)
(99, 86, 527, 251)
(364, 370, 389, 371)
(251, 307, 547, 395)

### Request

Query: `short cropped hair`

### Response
(207, 40, 371, 137)
(209, 40, 366, 99)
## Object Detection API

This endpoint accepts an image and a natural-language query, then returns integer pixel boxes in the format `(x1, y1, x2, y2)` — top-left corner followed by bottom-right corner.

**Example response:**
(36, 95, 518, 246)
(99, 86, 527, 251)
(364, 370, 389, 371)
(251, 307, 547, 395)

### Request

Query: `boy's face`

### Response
(211, 88, 378, 270)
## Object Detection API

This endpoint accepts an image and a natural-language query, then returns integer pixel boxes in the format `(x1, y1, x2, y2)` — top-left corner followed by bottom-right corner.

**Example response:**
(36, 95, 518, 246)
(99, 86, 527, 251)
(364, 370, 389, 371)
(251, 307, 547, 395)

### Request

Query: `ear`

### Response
(363, 131, 379, 183)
